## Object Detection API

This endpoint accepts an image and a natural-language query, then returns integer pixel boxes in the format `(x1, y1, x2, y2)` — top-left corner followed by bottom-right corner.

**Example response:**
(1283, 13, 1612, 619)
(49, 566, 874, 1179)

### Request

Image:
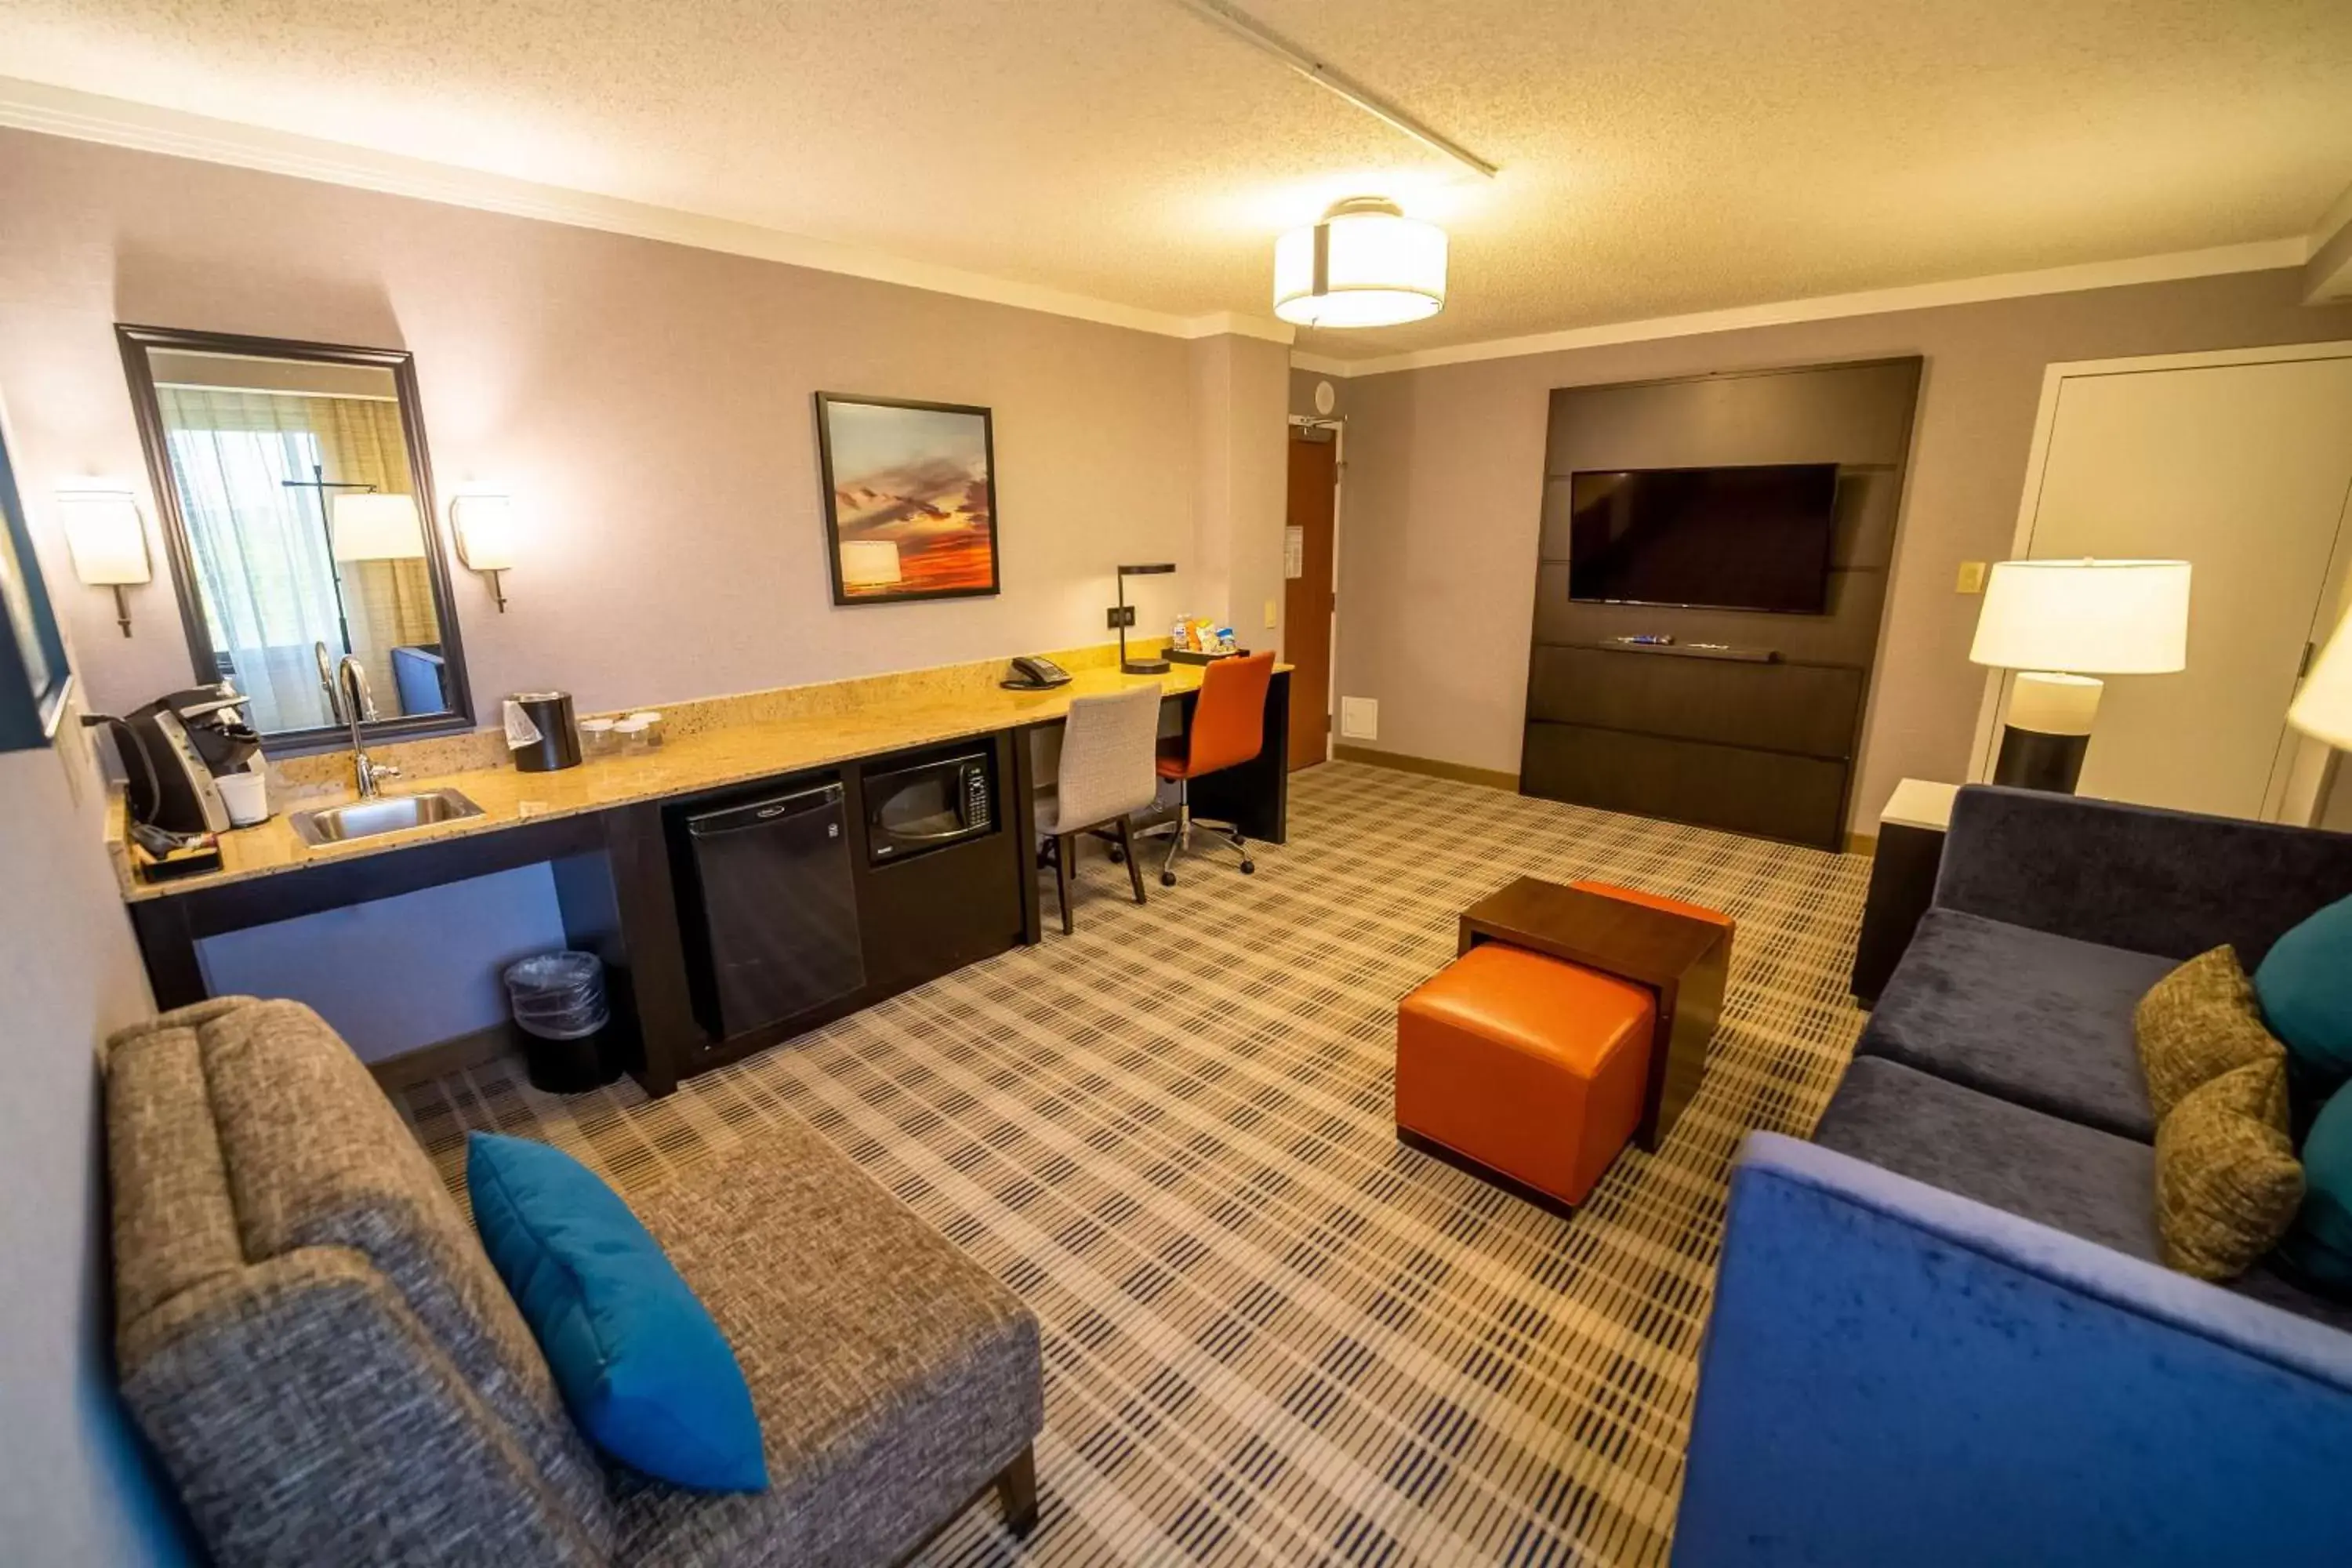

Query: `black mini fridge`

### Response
(679, 782, 866, 1040)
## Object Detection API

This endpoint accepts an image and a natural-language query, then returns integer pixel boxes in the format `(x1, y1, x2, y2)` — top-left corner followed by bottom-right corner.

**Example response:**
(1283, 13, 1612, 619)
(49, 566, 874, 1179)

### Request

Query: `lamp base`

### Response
(1122, 658, 1171, 676)
(1991, 672, 2103, 793)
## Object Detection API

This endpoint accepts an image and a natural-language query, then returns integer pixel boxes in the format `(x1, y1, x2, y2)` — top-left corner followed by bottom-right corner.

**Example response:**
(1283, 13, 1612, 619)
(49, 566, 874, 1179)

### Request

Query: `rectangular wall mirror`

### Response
(118, 325, 472, 745)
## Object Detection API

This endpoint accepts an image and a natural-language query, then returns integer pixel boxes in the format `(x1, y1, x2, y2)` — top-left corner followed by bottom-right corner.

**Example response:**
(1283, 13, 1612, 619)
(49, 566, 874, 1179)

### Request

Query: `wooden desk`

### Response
(1458, 877, 1728, 1149)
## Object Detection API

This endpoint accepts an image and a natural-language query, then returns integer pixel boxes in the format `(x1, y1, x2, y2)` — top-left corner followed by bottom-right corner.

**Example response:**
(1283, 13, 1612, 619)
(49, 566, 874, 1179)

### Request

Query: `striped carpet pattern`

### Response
(397, 761, 1869, 1566)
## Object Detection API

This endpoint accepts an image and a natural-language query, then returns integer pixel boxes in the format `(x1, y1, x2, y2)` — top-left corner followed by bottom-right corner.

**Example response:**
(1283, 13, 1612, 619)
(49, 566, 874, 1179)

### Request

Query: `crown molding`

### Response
(1294, 237, 2314, 378)
(0, 76, 1295, 346)
(1286, 351, 1355, 376)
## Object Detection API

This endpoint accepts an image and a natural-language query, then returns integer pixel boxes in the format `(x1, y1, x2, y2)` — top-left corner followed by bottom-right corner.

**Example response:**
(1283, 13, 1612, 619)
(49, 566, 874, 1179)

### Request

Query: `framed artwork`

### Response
(814, 393, 1000, 605)
(0, 402, 73, 751)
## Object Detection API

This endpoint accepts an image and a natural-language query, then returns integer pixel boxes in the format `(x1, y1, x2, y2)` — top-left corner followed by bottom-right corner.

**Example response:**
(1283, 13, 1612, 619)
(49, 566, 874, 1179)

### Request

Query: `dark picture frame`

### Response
(0, 399, 74, 752)
(814, 393, 1000, 607)
(115, 323, 475, 753)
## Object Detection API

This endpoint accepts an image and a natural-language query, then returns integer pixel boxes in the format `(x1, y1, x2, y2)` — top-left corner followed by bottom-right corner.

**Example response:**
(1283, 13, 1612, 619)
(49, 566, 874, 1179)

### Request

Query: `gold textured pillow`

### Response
(2134, 946, 2285, 1121)
(2154, 1057, 2303, 1279)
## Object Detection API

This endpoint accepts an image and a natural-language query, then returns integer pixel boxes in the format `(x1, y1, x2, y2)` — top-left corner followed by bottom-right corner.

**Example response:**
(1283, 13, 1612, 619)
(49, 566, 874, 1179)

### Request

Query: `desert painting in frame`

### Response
(815, 393, 1000, 605)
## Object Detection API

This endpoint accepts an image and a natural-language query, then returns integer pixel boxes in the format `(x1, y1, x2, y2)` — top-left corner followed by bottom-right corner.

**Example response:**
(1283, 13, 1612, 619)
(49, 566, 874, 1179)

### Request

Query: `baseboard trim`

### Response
(1332, 745, 1520, 793)
(368, 1022, 517, 1094)
(1844, 832, 1878, 857)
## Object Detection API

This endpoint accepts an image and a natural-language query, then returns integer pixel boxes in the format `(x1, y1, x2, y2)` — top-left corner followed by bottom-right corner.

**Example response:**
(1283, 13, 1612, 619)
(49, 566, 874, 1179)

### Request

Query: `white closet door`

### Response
(2014, 354, 2352, 819)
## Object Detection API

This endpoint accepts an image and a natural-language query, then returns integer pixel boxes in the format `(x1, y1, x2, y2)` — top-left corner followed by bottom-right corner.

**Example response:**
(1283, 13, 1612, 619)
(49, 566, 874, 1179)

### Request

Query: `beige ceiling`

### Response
(2, 0, 2348, 358)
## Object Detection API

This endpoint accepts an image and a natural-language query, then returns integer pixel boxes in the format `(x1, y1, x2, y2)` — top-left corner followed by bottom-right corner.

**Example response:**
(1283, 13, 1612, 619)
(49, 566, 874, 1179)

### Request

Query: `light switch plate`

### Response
(1339, 696, 1377, 740)
(1955, 561, 1987, 594)
(1263, 598, 1279, 630)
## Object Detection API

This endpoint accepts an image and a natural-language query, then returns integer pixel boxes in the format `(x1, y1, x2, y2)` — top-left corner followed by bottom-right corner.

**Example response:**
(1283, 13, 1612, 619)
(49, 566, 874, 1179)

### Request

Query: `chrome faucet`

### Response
(336, 655, 402, 799)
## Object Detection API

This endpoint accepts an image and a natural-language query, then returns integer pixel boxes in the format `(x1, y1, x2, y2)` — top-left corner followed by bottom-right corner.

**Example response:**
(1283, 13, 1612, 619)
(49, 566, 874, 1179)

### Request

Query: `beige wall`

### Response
(0, 129, 1232, 721)
(1188, 335, 1290, 650)
(1332, 268, 2352, 831)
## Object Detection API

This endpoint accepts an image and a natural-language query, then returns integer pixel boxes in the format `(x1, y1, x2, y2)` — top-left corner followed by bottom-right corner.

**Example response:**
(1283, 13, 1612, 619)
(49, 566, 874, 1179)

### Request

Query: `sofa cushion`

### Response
(1815, 1057, 2352, 1335)
(2154, 1059, 2303, 1280)
(468, 1133, 767, 1493)
(609, 1117, 1044, 1568)
(1814, 1057, 2161, 1256)
(2134, 946, 2284, 1122)
(2253, 891, 2352, 1102)
(1858, 908, 2168, 1141)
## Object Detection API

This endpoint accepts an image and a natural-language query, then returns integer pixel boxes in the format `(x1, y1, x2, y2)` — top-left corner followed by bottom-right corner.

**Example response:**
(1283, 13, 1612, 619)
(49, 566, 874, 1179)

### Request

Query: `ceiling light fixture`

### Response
(1273, 198, 1447, 328)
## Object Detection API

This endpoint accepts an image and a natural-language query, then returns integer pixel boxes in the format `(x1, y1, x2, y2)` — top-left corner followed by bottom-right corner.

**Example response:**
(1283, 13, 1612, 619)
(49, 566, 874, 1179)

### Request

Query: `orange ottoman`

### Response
(1395, 942, 1655, 1214)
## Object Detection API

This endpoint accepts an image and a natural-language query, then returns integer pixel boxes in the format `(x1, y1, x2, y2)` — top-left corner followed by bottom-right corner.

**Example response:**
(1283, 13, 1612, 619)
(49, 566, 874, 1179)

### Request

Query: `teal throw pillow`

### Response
(2276, 1079, 2352, 1300)
(2252, 894, 2352, 1099)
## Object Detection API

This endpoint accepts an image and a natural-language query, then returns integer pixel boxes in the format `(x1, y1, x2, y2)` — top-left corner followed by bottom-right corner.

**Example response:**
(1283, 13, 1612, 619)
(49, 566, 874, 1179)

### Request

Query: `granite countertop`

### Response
(112, 655, 1261, 903)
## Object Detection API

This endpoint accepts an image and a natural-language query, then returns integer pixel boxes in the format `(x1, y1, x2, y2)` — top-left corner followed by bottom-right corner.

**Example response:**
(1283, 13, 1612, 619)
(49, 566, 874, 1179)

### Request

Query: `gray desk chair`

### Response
(1035, 683, 1161, 934)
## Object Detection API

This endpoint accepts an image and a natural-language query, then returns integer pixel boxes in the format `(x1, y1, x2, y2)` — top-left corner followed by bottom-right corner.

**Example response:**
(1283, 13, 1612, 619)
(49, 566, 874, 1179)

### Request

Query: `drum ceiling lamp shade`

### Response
(1969, 557, 2191, 793)
(1272, 198, 1446, 329)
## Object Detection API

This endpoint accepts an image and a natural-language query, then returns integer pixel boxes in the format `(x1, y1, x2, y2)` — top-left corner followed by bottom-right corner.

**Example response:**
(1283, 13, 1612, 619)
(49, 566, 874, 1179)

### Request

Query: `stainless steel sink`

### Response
(289, 789, 485, 847)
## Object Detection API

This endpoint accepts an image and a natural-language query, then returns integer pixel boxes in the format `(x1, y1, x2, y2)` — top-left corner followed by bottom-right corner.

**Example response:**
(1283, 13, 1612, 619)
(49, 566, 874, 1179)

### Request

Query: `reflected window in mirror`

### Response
(118, 326, 472, 744)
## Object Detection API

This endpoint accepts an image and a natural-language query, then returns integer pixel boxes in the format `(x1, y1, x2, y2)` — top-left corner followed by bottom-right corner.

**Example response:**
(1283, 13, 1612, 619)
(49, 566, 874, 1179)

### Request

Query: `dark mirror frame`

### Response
(115, 324, 475, 753)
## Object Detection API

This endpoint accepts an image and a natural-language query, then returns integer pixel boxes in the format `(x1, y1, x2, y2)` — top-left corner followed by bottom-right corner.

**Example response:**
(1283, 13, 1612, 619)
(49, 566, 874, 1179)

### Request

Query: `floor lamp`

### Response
(1969, 558, 2191, 793)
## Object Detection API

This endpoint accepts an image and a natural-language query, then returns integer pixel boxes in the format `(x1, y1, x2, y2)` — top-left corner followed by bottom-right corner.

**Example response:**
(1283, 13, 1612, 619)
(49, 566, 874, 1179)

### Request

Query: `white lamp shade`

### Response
(1273, 199, 1446, 329)
(840, 538, 903, 588)
(56, 491, 151, 586)
(451, 494, 518, 572)
(331, 492, 426, 561)
(1968, 558, 2190, 674)
(2290, 604, 2352, 750)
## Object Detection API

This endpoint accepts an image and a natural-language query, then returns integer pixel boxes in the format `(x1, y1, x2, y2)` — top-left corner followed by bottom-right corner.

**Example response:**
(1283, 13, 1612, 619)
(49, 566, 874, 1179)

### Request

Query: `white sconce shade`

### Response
(840, 539, 904, 590)
(452, 494, 517, 572)
(2290, 604, 2352, 750)
(330, 492, 426, 561)
(450, 492, 517, 612)
(57, 490, 151, 585)
(1272, 197, 1446, 329)
(1969, 558, 2191, 674)
(56, 488, 150, 637)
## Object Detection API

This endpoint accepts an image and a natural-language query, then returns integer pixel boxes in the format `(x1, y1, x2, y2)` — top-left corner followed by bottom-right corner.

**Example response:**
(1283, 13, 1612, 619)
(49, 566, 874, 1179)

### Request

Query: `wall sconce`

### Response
(56, 488, 151, 637)
(449, 494, 518, 612)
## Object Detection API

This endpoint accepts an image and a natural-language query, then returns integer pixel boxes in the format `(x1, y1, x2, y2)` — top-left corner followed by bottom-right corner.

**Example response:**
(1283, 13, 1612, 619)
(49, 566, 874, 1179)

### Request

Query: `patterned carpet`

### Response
(397, 761, 1870, 1566)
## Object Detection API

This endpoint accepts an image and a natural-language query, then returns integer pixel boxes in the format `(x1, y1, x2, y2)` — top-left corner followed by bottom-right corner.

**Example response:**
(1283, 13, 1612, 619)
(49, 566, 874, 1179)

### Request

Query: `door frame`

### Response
(1287, 413, 1344, 765)
(1965, 339, 2352, 822)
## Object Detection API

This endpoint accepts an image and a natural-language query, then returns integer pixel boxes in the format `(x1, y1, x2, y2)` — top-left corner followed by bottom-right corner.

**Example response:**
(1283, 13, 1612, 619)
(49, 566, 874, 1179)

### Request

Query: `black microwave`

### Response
(862, 748, 995, 865)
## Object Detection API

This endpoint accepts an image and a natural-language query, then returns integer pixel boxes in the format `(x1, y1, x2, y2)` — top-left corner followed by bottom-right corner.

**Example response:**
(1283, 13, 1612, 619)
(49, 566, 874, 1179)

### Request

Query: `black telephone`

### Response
(1001, 655, 1073, 691)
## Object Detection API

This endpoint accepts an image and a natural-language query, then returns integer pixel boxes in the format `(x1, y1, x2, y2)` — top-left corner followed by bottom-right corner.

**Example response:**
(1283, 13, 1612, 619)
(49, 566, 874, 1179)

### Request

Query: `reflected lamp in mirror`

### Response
(2290, 604, 2352, 751)
(1968, 557, 2190, 794)
(330, 492, 426, 561)
(451, 493, 517, 612)
(56, 488, 151, 637)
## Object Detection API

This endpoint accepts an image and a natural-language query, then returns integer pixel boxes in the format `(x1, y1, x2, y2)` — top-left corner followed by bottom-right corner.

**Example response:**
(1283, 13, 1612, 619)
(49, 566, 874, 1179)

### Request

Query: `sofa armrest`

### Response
(1672, 1134, 2352, 1567)
(1933, 783, 2352, 964)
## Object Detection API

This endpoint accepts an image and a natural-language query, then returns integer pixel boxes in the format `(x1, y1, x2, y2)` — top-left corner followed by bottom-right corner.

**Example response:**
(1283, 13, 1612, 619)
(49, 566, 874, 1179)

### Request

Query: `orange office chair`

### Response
(1135, 651, 1275, 886)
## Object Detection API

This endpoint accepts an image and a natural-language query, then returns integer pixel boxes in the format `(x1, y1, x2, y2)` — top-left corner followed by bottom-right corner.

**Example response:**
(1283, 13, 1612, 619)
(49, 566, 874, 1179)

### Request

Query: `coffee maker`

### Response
(94, 684, 263, 837)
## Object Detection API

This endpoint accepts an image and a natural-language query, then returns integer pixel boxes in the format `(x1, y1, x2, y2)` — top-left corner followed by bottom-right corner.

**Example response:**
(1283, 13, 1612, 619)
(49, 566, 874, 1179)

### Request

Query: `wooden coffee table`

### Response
(1457, 877, 1729, 1150)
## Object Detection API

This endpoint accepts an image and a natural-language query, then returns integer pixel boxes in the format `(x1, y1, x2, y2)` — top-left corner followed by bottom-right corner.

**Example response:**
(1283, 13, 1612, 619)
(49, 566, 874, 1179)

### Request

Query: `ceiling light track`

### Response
(1169, 0, 1498, 180)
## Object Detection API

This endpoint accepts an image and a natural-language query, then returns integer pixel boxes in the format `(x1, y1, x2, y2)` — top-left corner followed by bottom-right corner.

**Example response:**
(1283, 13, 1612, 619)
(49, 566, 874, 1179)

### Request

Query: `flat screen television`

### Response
(1567, 463, 1840, 615)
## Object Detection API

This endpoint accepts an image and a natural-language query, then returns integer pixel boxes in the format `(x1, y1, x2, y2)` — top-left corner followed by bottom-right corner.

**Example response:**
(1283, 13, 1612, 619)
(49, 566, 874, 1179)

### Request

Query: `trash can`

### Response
(503, 949, 619, 1094)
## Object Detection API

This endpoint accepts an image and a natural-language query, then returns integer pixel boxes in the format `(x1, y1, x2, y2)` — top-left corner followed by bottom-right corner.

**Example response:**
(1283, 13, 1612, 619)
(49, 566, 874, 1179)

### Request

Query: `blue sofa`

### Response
(1675, 786, 2352, 1566)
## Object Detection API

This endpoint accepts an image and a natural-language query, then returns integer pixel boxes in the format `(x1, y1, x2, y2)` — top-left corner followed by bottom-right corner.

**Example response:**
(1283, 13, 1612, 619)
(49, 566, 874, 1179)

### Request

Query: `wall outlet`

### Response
(1107, 604, 1137, 628)
(1955, 561, 1987, 594)
(1339, 696, 1378, 740)
(1263, 597, 1279, 630)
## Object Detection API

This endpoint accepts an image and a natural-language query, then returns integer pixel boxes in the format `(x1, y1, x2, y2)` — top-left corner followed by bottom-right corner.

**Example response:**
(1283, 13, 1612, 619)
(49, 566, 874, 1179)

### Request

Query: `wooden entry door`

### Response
(1283, 431, 1338, 770)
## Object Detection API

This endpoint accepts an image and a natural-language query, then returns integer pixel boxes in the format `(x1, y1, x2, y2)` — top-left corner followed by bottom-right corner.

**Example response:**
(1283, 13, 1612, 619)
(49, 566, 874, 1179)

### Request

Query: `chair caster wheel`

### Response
(1160, 870, 1178, 887)
(1240, 860, 1255, 874)
(1108, 848, 1124, 863)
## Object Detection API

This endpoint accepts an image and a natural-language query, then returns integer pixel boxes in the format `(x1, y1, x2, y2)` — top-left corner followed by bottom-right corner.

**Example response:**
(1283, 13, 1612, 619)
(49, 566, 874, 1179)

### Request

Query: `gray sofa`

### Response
(1675, 786, 2352, 1564)
(106, 996, 1044, 1567)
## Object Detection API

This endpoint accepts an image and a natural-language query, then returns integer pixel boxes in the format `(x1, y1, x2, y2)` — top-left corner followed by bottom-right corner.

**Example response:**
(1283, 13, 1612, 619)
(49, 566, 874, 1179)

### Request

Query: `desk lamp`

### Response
(1969, 557, 2190, 793)
(1114, 563, 1175, 674)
